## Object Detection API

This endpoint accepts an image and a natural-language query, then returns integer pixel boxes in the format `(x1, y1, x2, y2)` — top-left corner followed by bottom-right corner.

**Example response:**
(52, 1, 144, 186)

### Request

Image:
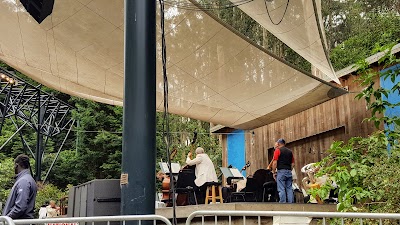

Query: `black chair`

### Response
(253, 169, 274, 201)
(230, 178, 258, 202)
(262, 181, 278, 202)
(175, 167, 197, 205)
(176, 186, 197, 205)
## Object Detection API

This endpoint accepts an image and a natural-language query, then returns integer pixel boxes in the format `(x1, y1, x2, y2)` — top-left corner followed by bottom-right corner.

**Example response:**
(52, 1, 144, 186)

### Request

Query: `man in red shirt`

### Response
(271, 139, 294, 203)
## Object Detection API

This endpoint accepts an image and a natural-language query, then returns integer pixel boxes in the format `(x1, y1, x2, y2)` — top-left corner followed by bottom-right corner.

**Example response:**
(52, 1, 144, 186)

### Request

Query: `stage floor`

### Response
(156, 202, 337, 219)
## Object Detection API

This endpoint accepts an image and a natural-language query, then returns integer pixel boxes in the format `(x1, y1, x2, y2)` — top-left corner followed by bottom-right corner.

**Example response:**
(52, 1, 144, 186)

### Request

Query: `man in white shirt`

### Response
(186, 147, 218, 203)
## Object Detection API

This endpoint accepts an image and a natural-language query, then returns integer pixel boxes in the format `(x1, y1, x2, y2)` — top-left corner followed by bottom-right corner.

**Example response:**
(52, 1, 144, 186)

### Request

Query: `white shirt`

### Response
(186, 153, 218, 187)
(38, 207, 47, 219)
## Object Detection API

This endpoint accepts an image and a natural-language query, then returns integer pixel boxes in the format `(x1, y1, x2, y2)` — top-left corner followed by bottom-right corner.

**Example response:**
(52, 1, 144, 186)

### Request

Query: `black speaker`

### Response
(20, 0, 55, 24)
(68, 179, 121, 218)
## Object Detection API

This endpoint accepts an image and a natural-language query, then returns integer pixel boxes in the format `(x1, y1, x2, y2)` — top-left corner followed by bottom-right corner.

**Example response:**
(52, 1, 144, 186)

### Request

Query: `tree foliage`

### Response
(0, 157, 15, 203)
(311, 45, 400, 214)
(35, 183, 67, 213)
(205, 0, 311, 71)
(323, 0, 400, 69)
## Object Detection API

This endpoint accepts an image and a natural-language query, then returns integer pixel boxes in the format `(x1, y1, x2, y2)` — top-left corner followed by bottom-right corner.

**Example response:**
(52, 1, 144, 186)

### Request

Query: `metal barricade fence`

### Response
(185, 210, 400, 225)
(0, 216, 16, 225)
(11, 215, 172, 225)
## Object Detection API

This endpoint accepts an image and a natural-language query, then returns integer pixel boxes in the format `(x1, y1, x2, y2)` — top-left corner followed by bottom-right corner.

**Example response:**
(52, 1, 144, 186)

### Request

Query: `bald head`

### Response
(195, 147, 204, 154)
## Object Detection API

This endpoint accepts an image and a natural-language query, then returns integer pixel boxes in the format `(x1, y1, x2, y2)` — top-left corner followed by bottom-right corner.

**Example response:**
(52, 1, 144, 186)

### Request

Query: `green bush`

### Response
(311, 44, 400, 214)
(313, 132, 400, 212)
(0, 157, 15, 203)
(35, 183, 67, 214)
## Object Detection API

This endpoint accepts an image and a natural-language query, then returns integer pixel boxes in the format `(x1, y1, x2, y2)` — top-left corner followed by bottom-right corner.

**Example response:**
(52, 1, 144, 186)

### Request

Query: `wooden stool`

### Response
(205, 182, 223, 204)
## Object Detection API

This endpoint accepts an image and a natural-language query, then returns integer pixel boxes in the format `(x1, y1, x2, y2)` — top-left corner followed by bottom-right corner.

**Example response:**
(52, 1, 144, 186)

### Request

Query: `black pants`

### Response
(195, 184, 208, 204)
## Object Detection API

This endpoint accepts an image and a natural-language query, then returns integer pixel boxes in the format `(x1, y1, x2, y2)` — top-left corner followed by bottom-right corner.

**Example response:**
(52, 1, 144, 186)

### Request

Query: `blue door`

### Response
(227, 130, 246, 176)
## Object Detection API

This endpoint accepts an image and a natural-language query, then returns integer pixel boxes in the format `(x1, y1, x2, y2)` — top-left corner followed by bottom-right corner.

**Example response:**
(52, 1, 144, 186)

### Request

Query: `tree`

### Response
(355, 43, 400, 144)
(0, 157, 15, 203)
(322, 0, 400, 69)
(156, 113, 221, 169)
(35, 183, 67, 215)
(311, 44, 400, 214)
(204, 0, 311, 71)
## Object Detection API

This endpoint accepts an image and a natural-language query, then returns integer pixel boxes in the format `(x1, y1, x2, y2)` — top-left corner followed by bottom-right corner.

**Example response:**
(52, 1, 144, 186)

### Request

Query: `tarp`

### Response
(0, 0, 345, 129)
(229, 0, 340, 83)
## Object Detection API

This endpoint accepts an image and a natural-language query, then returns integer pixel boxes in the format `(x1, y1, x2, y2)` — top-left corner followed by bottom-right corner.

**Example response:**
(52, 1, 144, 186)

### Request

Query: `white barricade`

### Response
(185, 210, 400, 225)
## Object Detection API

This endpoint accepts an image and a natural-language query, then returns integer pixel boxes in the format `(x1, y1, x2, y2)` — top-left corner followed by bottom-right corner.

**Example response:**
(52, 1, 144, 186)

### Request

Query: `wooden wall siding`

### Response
(220, 135, 228, 168)
(237, 74, 381, 177)
(286, 127, 345, 185)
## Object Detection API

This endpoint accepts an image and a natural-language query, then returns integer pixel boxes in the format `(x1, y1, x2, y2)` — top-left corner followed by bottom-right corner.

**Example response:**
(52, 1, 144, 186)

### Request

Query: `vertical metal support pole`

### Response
(0, 84, 13, 135)
(35, 91, 43, 181)
(121, 0, 156, 221)
(76, 120, 80, 154)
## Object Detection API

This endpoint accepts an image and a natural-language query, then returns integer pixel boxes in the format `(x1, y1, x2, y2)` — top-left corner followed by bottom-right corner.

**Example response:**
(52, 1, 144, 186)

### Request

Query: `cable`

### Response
(163, 0, 254, 11)
(11, 121, 257, 135)
(264, 0, 290, 25)
(159, 1, 177, 224)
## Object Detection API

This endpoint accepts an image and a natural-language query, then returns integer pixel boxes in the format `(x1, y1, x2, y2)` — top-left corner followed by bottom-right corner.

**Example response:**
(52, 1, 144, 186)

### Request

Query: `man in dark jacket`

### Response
(2, 154, 37, 219)
(271, 139, 294, 203)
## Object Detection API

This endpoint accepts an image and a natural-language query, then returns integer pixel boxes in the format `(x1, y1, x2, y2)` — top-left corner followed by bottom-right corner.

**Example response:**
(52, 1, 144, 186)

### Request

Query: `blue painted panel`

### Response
(380, 64, 400, 131)
(227, 130, 246, 176)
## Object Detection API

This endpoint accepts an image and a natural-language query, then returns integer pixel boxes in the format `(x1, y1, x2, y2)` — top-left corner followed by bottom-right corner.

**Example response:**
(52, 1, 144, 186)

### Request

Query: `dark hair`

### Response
(15, 154, 30, 169)
(277, 138, 286, 145)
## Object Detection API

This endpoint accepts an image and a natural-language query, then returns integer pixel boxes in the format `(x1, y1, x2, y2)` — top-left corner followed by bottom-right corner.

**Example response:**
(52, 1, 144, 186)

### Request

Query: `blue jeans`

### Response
(277, 169, 294, 203)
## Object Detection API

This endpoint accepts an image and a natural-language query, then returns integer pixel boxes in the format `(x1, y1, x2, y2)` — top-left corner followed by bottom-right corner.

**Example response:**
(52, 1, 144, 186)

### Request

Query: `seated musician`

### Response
(156, 171, 166, 181)
(186, 147, 218, 204)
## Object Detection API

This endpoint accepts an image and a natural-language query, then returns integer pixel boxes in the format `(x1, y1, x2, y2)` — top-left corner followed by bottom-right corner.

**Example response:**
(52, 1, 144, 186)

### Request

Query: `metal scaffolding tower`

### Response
(0, 67, 75, 182)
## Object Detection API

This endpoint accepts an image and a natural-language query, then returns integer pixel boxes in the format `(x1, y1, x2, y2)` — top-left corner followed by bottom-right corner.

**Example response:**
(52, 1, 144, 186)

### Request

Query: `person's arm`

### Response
(271, 149, 280, 173)
(272, 160, 277, 172)
(7, 180, 31, 219)
(291, 155, 295, 170)
(186, 154, 202, 166)
(267, 160, 273, 170)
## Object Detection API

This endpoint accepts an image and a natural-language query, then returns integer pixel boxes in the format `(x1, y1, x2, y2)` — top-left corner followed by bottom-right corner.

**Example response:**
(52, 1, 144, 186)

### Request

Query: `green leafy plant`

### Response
(0, 157, 15, 203)
(355, 43, 400, 147)
(311, 44, 400, 213)
(35, 183, 67, 215)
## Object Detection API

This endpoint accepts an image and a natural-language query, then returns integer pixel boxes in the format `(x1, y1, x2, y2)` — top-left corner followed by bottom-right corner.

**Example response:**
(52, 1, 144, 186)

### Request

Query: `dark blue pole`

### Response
(121, 0, 156, 221)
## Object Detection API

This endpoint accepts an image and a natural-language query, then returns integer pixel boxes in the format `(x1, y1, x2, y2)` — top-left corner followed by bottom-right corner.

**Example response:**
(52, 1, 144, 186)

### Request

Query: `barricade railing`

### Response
(185, 210, 400, 225)
(12, 215, 172, 225)
(0, 216, 15, 225)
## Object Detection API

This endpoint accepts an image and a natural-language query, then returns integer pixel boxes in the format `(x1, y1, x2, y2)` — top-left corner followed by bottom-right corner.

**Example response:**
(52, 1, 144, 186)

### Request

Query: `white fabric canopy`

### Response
(229, 0, 340, 84)
(0, 0, 345, 129)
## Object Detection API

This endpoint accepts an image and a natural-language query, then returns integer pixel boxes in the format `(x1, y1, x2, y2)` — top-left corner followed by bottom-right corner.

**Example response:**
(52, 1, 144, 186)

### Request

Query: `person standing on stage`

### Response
(271, 139, 295, 203)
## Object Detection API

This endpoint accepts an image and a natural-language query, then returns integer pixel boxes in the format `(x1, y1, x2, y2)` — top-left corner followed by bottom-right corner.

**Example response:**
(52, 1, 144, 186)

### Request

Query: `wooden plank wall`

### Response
(219, 73, 381, 183)
(287, 127, 346, 184)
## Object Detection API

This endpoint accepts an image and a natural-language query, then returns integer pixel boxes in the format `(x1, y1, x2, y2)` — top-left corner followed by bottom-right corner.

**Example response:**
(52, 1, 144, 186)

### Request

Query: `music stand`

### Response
(220, 167, 244, 185)
(159, 162, 181, 175)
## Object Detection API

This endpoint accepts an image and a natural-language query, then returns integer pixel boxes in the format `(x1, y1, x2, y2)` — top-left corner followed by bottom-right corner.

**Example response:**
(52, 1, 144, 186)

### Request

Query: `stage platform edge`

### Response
(156, 202, 337, 219)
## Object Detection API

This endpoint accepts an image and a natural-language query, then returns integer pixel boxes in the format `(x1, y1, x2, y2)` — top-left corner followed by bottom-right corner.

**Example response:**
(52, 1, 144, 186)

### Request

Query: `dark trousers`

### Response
(195, 184, 208, 204)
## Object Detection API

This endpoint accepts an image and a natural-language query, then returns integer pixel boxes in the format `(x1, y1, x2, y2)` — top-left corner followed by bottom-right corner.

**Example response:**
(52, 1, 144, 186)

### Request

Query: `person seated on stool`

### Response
(186, 147, 218, 204)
